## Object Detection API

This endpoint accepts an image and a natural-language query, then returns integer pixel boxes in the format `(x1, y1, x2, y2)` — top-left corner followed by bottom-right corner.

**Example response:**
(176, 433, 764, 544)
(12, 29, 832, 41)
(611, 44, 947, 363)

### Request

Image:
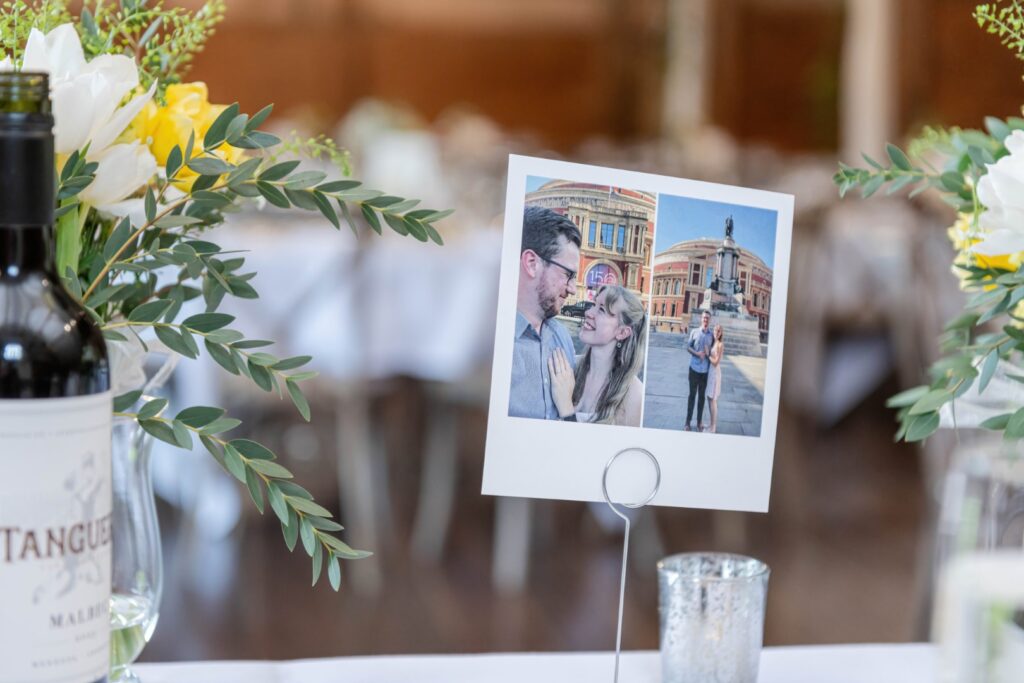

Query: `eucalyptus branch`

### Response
(115, 404, 367, 590)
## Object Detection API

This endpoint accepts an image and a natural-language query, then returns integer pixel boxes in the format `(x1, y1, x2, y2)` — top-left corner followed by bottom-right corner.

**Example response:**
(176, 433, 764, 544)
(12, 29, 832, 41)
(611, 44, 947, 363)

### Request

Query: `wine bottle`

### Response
(0, 72, 111, 683)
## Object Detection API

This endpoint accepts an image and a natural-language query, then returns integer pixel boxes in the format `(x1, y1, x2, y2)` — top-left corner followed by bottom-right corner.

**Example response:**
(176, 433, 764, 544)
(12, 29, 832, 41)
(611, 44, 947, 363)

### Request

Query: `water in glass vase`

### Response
(109, 594, 159, 682)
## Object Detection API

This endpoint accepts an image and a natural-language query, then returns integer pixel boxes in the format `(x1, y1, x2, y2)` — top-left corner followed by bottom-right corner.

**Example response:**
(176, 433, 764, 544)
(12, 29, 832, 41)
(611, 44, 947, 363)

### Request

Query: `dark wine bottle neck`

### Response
(0, 224, 54, 274)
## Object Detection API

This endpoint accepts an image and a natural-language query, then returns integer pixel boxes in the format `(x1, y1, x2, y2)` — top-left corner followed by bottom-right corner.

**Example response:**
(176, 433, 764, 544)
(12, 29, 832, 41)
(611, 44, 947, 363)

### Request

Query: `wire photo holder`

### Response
(601, 447, 661, 683)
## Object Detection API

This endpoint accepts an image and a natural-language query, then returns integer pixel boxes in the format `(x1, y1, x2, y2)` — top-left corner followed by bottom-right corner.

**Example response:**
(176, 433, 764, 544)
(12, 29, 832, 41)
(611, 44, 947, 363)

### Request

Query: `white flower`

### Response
(973, 130, 1024, 256)
(79, 142, 157, 212)
(3, 24, 157, 207)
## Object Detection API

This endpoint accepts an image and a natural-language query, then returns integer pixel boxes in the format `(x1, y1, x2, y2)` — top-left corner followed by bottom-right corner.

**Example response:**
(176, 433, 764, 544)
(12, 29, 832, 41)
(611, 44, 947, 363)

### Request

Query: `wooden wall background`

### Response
(180, 0, 1023, 151)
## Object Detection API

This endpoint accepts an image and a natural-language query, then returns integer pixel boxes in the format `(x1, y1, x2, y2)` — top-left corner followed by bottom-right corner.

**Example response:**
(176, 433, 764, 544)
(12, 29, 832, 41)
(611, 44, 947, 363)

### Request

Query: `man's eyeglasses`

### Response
(538, 254, 577, 287)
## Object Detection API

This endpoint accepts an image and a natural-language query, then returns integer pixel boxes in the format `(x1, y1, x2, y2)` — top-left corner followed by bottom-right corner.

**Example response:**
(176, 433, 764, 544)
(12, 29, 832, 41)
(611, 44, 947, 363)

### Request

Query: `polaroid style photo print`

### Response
(483, 155, 794, 512)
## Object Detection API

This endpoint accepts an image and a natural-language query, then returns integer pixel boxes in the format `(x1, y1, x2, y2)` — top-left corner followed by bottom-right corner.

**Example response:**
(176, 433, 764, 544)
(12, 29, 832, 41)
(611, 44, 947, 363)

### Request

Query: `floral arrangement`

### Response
(834, 1, 1024, 443)
(1, 0, 449, 589)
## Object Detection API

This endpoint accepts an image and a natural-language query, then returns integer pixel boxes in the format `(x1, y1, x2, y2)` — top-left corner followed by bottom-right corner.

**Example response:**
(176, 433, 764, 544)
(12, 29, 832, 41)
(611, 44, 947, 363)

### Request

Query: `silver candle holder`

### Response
(658, 552, 770, 683)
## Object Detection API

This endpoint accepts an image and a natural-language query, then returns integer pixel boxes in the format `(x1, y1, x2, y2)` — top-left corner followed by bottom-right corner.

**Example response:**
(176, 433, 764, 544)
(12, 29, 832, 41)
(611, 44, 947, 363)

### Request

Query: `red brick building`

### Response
(525, 181, 655, 308)
(650, 239, 773, 339)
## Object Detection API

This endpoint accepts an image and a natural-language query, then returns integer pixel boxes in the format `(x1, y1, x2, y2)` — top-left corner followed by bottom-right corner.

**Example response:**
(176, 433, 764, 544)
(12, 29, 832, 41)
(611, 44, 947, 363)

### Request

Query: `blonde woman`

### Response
(706, 324, 725, 433)
(547, 285, 646, 426)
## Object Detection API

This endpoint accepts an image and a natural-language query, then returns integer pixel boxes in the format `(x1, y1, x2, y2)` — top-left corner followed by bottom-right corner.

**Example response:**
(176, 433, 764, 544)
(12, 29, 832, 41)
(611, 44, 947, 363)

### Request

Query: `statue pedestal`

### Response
(688, 309, 764, 358)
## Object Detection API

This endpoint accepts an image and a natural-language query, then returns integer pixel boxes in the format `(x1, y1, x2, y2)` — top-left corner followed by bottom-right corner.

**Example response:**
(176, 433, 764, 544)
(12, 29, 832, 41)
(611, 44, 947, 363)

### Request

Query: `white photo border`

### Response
(482, 155, 794, 512)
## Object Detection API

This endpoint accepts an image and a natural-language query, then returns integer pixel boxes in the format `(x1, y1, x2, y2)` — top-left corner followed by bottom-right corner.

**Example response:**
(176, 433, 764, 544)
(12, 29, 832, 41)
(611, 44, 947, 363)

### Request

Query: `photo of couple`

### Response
(504, 176, 778, 438)
(508, 195, 651, 427)
(485, 155, 792, 510)
(642, 194, 777, 437)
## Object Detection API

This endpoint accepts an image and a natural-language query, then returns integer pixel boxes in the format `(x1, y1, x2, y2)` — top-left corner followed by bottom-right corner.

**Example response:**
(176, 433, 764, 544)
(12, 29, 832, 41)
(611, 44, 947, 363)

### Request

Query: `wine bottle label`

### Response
(0, 392, 113, 683)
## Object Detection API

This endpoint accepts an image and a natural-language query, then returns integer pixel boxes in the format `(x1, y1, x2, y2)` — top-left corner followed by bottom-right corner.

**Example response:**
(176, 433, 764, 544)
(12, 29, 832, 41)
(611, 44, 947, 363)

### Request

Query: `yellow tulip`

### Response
(131, 82, 244, 189)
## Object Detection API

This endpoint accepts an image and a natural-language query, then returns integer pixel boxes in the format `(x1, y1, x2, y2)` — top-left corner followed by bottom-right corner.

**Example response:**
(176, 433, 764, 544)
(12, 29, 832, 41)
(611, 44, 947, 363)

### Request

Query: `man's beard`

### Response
(538, 282, 561, 319)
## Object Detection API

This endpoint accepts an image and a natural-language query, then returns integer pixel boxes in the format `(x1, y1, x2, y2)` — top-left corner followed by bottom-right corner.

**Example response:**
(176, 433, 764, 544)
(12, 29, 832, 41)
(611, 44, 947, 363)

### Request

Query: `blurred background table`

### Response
(135, 644, 936, 683)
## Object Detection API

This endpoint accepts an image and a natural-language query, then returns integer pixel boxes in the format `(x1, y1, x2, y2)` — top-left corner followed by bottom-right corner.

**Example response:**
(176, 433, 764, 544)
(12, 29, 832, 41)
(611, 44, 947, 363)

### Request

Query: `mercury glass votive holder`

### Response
(658, 552, 770, 683)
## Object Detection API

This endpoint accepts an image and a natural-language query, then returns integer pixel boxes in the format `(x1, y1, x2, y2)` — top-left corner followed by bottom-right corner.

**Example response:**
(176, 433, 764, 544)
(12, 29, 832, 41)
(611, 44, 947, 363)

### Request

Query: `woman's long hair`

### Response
(573, 285, 647, 423)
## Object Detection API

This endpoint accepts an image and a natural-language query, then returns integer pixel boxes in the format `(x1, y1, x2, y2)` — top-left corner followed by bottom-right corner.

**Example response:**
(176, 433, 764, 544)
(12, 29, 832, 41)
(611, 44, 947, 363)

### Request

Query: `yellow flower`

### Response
(131, 82, 244, 189)
(947, 213, 1023, 275)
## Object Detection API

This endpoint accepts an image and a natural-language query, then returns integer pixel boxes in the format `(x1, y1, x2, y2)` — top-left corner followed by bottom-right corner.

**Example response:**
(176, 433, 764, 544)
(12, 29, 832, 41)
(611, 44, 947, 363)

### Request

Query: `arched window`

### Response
(673, 279, 681, 295)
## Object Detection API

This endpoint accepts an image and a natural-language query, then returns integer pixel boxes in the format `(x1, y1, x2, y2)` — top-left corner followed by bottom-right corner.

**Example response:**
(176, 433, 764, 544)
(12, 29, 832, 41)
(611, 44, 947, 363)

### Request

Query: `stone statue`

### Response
(725, 215, 734, 240)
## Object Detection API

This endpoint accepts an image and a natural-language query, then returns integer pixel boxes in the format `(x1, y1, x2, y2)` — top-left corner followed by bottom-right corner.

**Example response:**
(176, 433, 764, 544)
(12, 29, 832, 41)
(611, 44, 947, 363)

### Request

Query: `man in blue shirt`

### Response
(685, 309, 713, 431)
(509, 206, 581, 420)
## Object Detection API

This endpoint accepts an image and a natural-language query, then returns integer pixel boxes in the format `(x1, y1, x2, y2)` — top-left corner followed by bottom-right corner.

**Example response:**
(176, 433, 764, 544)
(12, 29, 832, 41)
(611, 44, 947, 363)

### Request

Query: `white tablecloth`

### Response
(135, 644, 936, 682)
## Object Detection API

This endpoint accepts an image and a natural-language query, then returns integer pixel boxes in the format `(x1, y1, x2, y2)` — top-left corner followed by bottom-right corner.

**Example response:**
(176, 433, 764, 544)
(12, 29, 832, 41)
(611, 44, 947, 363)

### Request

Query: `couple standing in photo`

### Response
(685, 309, 726, 433)
(509, 207, 646, 427)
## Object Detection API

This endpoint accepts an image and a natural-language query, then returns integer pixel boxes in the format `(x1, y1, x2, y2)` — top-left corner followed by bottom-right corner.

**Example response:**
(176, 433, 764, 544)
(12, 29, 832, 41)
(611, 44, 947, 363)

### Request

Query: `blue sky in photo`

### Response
(655, 194, 777, 268)
(526, 175, 553, 193)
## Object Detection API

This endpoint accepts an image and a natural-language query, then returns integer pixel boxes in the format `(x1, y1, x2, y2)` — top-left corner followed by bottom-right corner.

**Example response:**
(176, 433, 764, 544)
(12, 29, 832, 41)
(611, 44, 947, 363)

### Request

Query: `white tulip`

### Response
(973, 130, 1024, 256)
(3, 24, 156, 207)
(79, 142, 157, 212)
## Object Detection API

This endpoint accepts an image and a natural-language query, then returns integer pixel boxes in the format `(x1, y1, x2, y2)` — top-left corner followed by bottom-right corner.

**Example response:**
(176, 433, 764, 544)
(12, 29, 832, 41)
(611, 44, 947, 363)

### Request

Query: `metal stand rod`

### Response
(602, 448, 661, 683)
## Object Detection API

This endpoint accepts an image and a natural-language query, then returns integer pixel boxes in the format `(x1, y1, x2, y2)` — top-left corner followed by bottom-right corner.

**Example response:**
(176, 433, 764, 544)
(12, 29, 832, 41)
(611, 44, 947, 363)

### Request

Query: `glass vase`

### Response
(934, 435, 1024, 683)
(936, 435, 1024, 561)
(109, 413, 163, 683)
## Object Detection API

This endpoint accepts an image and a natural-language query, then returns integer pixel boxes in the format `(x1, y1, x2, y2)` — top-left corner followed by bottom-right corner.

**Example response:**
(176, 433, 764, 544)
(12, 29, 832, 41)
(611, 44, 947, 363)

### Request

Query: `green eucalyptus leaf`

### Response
(229, 439, 275, 460)
(979, 351, 1000, 393)
(170, 420, 193, 449)
(284, 188, 320, 211)
(183, 312, 235, 333)
(276, 482, 314, 500)
(288, 497, 332, 517)
(113, 390, 143, 412)
(139, 419, 180, 447)
(283, 171, 327, 190)
(205, 340, 240, 375)
(187, 156, 232, 177)
(308, 517, 343, 532)
(311, 191, 340, 229)
(270, 356, 312, 371)
(166, 144, 183, 178)
(256, 181, 290, 208)
(905, 412, 940, 442)
(317, 180, 360, 193)
(1006, 407, 1024, 440)
(312, 541, 323, 586)
(155, 325, 198, 359)
(247, 104, 273, 132)
(128, 299, 173, 324)
(981, 413, 1012, 430)
(283, 507, 299, 551)
(138, 398, 168, 420)
(259, 160, 301, 182)
(199, 417, 242, 435)
(248, 362, 274, 391)
(203, 103, 240, 149)
(248, 460, 294, 479)
(222, 444, 248, 482)
(361, 204, 382, 234)
(175, 406, 226, 428)
(300, 518, 316, 556)
(267, 483, 289, 524)
(245, 468, 265, 514)
(328, 554, 341, 590)
(886, 385, 929, 409)
(286, 380, 311, 422)
(154, 215, 204, 229)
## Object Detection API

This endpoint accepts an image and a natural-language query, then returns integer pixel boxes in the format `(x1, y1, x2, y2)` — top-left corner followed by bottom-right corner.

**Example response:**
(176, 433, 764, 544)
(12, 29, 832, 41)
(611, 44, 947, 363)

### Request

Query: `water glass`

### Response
(658, 552, 770, 683)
